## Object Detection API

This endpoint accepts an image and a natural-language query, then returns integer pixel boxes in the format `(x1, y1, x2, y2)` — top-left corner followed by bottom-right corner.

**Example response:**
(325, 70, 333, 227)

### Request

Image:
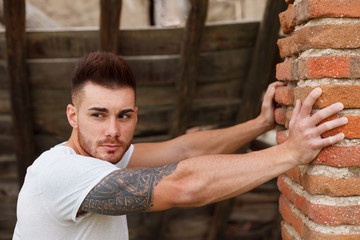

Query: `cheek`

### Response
(122, 122, 136, 136)
(78, 119, 103, 140)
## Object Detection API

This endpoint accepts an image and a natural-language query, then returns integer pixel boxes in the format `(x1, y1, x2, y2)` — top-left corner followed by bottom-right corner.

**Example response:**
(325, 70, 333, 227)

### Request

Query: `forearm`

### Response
(130, 116, 272, 168)
(151, 143, 296, 210)
(179, 115, 273, 157)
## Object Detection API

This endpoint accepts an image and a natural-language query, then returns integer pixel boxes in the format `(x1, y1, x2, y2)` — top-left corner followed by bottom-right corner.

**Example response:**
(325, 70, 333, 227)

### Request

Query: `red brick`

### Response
(284, 167, 302, 184)
(278, 24, 360, 58)
(281, 198, 360, 240)
(297, 0, 360, 23)
(279, 4, 297, 34)
(314, 145, 360, 167)
(275, 86, 294, 106)
(305, 227, 360, 240)
(275, 107, 287, 126)
(321, 115, 360, 139)
(294, 85, 360, 109)
(276, 130, 360, 167)
(298, 56, 350, 79)
(284, 166, 360, 197)
(276, 60, 296, 81)
(281, 222, 298, 240)
(277, 109, 292, 129)
(278, 175, 360, 226)
(277, 56, 360, 81)
(303, 173, 360, 197)
(279, 195, 304, 238)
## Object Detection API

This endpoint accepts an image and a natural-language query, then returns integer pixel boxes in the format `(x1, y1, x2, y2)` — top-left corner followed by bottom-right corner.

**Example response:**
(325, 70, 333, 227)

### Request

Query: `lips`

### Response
(101, 144, 120, 151)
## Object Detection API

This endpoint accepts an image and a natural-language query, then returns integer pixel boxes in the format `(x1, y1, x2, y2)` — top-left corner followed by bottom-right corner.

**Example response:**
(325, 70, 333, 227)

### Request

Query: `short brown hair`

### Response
(71, 51, 136, 104)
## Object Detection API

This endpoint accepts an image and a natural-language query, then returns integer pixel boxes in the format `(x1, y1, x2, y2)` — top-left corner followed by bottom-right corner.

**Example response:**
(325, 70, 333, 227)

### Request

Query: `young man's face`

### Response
(71, 82, 137, 164)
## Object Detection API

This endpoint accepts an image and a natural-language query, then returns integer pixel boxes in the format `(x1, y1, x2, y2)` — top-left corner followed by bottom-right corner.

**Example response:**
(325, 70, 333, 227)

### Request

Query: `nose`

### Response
(105, 117, 121, 138)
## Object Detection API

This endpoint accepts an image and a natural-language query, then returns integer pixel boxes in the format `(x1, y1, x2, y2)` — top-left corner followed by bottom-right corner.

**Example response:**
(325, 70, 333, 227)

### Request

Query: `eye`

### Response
(92, 113, 104, 118)
(119, 114, 130, 119)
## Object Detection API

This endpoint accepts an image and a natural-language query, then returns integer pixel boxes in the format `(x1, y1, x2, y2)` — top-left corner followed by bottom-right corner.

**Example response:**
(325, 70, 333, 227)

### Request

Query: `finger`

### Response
(315, 116, 348, 135)
(299, 88, 322, 118)
(309, 102, 344, 126)
(262, 85, 276, 108)
(289, 99, 301, 129)
(263, 82, 287, 105)
(316, 132, 345, 149)
(269, 81, 286, 88)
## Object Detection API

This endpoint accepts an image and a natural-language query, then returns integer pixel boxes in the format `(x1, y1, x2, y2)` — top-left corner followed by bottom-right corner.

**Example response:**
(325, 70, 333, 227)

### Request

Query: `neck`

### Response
(65, 130, 89, 157)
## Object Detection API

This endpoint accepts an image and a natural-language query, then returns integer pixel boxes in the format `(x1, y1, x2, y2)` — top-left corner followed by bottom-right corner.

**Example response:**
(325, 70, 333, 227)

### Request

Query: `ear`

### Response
(66, 104, 78, 128)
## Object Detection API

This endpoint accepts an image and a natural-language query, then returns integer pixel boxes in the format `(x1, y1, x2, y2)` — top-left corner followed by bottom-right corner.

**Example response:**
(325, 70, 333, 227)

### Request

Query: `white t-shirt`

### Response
(13, 143, 134, 240)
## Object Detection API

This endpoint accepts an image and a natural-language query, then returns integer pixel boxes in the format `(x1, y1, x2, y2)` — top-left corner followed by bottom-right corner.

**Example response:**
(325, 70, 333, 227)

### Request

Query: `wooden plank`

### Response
(26, 30, 99, 59)
(0, 60, 7, 88)
(0, 89, 11, 113)
(197, 49, 251, 82)
(0, 21, 259, 59)
(170, 0, 209, 138)
(100, 0, 122, 53)
(0, 115, 13, 135)
(0, 135, 14, 155)
(118, 21, 259, 56)
(33, 134, 68, 155)
(207, 0, 288, 239)
(4, 0, 36, 185)
(0, 157, 18, 180)
(0, 49, 252, 88)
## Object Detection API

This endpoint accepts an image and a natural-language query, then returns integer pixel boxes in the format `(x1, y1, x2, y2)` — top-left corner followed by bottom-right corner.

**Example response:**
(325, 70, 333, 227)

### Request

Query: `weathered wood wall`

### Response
(0, 21, 274, 239)
(0, 21, 258, 151)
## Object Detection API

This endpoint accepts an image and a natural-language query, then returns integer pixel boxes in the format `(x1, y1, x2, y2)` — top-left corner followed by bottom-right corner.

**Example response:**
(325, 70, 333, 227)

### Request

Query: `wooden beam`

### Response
(0, 22, 259, 59)
(0, 0, 60, 28)
(238, 0, 287, 122)
(99, 0, 122, 53)
(4, 0, 35, 186)
(206, 1, 287, 240)
(155, 1, 209, 238)
(149, 0, 155, 26)
(170, 0, 209, 138)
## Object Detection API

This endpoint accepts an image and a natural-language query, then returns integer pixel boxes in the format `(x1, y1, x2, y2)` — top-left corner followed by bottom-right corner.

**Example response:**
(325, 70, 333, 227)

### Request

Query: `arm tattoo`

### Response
(80, 162, 178, 215)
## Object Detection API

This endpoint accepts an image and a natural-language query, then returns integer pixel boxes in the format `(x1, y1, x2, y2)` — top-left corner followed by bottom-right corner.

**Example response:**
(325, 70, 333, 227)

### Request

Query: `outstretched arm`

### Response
(129, 81, 285, 168)
(80, 88, 347, 215)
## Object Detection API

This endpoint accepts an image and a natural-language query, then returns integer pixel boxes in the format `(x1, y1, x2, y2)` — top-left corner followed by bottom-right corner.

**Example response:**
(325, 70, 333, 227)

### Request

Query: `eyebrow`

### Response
(88, 107, 135, 115)
(88, 107, 108, 113)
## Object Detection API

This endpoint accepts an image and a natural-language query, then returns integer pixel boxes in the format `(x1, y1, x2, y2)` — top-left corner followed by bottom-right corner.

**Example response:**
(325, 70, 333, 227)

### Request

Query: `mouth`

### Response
(101, 144, 121, 152)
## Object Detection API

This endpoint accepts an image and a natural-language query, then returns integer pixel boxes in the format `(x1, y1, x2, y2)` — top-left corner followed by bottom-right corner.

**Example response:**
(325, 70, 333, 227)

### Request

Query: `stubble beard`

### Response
(78, 130, 132, 164)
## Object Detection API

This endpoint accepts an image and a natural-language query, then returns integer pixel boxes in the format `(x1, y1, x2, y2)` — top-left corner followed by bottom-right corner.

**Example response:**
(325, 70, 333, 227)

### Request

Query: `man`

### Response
(13, 51, 348, 239)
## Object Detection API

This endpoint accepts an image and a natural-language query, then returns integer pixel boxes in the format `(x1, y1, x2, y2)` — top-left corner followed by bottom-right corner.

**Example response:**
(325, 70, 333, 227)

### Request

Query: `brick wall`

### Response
(275, 0, 360, 239)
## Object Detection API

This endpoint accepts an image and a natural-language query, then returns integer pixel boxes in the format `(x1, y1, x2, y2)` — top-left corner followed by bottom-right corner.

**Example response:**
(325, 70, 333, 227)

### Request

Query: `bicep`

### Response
(79, 163, 179, 215)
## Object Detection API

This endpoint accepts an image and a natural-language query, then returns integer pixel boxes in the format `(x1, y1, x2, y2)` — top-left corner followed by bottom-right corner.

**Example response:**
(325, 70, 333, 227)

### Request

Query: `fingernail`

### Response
(342, 117, 348, 124)
(337, 103, 344, 109)
(315, 87, 322, 94)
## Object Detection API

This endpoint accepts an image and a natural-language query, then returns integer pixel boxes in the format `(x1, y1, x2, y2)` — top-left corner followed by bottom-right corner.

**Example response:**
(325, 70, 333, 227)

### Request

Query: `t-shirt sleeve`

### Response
(39, 154, 118, 224)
